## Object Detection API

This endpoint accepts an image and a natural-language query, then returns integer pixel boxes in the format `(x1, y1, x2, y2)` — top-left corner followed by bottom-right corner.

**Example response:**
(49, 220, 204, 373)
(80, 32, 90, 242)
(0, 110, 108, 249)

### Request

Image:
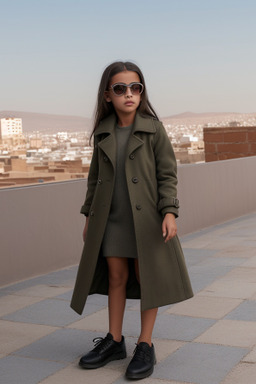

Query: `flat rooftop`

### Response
(1, 212, 256, 384)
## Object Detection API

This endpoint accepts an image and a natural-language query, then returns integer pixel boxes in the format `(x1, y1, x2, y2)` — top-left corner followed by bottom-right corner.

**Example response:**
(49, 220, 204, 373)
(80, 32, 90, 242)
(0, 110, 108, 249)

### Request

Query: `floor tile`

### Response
(152, 342, 248, 384)
(188, 264, 233, 282)
(33, 267, 78, 286)
(0, 355, 67, 384)
(182, 236, 242, 250)
(113, 377, 189, 384)
(2, 298, 101, 327)
(224, 266, 256, 282)
(167, 296, 242, 319)
(144, 313, 215, 342)
(140, 380, 189, 384)
(225, 300, 256, 321)
(213, 246, 256, 259)
(220, 363, 256, 384)
(13, 284, 72, 298)
(240, 239, 256, 247)
(195, 319, 256, 347)
(56, 291, 108, 307)
(199, 279, 256, 299)
(180, 237, 215, 249)
(55, 290, 73, 301)
(0, 266, 78, 295)
(241, 255, 256, 267)
(153, 339, 185, 362)
(126, 299, 142, 310)
(189, 273, 219, 294)
(183, 249, 218, 265)
(39, 364, 122, 384)
(242, 346, 256, 363)
(188, 258, 238, 294)
(68, 308, 109, 332)
(0, 294, 44, 317)
(227, 226, 256, 238)
(0, 320, 57, 354)
(14, 328, 101, 363)
(181, 231, 203, 242)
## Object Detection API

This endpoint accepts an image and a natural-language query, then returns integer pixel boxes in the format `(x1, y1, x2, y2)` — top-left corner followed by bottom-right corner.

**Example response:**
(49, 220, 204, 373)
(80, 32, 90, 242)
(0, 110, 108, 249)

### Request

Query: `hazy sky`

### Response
(1, 0, 256, 118)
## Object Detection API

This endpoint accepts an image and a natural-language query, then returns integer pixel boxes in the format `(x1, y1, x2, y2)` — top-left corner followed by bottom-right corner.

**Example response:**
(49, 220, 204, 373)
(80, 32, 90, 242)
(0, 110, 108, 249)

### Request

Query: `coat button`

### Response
(136, 204, 142, 210)
(90, 210, 94, 216)
(173, 198, 179, 208)
(97, 178, 102, 184)
(129, 153, 135, 160)
(103, 156, 108, 162)
(132, 177, 138, 183)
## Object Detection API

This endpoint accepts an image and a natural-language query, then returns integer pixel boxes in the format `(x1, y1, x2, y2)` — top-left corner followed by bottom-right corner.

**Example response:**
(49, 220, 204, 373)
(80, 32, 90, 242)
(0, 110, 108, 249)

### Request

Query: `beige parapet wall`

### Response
(177, 156, 256, 235)
(1, 156, 256, 287)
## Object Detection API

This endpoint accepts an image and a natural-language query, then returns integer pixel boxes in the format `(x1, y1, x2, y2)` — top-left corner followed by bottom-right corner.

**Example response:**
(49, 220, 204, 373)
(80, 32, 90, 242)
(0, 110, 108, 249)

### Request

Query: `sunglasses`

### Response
(109, 82, 144, 96)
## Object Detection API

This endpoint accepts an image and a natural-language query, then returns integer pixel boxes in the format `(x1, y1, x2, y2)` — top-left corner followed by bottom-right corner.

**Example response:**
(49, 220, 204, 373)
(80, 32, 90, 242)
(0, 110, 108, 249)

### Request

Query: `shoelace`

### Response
(132, 344, 151, 362)
(92, 336, 113, 353)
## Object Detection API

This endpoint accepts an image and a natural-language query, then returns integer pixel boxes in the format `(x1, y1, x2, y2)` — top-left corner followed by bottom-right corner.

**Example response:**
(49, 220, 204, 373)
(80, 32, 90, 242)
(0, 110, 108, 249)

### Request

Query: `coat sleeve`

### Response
(80, 137, 99, 216)
(153, 121, 180, 218)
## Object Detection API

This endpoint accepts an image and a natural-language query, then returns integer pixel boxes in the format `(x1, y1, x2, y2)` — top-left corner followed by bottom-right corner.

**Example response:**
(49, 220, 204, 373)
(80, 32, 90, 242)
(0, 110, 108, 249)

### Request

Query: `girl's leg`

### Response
(134, 259, 158, 346)
(106, 257, 129, 342)
(125, 259, 157, 379)
(79, 257, 128, 369)
(139, 308, 158, 346)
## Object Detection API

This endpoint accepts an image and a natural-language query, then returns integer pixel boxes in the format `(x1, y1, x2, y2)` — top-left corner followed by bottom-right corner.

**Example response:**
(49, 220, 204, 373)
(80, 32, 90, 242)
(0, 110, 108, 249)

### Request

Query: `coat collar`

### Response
(95, 113, 156, 168)
(94, 112, 157, 136)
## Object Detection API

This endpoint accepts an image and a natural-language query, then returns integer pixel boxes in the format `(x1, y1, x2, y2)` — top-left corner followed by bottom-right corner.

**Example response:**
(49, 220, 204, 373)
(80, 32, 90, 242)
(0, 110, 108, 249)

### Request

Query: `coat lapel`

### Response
(95, 115, 116, 168)
(97, 134, 116, 167)
(95, 112, 157, 164)
(126, 134, 144, 156)
(127, 113, 156, 156)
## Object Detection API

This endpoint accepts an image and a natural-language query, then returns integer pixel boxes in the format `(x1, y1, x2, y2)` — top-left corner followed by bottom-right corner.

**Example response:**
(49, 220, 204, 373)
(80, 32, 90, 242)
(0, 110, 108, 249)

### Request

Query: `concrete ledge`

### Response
(1, 156, 256, 286)
(177, 156, 256, 234)
(0, 180, 85, 286)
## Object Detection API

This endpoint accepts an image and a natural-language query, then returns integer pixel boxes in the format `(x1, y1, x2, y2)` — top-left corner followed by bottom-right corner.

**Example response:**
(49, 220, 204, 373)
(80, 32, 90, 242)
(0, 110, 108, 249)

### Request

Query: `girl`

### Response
(71, 61, 193, 380)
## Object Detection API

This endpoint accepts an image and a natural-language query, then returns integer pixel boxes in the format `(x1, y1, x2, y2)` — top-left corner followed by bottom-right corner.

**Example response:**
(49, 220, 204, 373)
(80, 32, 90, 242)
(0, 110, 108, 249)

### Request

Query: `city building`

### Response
(0, 117, 23, 138)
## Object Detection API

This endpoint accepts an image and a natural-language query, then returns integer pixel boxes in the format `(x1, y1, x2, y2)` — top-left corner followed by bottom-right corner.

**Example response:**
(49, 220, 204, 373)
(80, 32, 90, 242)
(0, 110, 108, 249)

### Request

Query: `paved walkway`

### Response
(1, 212, 256, 384)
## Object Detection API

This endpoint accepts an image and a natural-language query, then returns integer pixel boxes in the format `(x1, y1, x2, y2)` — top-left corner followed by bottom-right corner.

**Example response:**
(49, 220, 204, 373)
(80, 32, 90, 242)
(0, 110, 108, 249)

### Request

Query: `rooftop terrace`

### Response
(1, 156, 256, 383)
(1, 211, 256, 383)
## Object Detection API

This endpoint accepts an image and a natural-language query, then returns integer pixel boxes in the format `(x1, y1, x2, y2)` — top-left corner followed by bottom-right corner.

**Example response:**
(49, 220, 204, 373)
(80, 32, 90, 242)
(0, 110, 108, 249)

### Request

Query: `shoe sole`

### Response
(125, 366, 154, 380)
(125, 358, 156, 380)
(79, 351, 127, 369)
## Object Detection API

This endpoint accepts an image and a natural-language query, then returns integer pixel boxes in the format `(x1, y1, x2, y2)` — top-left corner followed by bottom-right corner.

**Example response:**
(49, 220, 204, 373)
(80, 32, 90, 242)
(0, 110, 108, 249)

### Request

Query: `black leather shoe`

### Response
(125, 342, 156, 380)
(79, 333, 126, 369)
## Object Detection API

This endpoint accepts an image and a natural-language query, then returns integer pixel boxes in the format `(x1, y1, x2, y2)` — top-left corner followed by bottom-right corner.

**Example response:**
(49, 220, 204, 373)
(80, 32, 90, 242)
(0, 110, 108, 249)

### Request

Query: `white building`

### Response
(0, 118, 23, 138)
(57, 132, 68, 141)
(181, 134, 199, 143)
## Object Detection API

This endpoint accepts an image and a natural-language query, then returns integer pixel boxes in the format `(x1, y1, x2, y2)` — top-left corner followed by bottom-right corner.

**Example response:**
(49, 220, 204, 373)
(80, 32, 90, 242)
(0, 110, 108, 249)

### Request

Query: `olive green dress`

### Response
(102, 125, 138, 258)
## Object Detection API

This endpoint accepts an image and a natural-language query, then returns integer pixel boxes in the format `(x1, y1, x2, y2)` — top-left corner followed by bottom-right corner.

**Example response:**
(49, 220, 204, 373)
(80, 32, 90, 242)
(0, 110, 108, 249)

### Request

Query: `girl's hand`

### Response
(162, 213, 177, 243)
(83, 217, 90, 242)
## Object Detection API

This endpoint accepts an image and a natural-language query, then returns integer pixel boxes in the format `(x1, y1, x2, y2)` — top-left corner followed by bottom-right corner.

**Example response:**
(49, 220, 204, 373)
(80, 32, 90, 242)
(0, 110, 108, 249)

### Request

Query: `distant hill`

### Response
(1, 110, 255, 133)
(163, 111, 238, 119)
(0, 111, 92, 133)
(162, 111, 256, 126)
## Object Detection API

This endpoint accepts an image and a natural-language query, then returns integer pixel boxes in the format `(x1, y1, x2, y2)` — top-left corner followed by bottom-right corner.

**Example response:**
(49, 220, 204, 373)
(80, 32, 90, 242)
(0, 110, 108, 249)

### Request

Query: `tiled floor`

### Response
(1, 212, 256, 384)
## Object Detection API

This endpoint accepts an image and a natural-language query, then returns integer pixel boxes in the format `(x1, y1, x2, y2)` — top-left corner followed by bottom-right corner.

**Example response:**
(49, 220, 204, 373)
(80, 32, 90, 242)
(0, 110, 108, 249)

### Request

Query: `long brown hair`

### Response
(91, 61, 159, 140)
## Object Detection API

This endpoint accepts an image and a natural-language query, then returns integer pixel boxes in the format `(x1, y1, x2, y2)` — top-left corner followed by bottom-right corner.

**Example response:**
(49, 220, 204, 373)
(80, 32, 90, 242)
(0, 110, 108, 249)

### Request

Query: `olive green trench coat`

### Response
(70, 113, 193, 315)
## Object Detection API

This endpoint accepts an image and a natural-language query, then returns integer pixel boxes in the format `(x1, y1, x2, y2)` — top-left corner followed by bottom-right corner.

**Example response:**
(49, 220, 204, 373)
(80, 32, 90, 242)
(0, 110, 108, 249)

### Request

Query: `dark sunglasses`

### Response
(109, 82, 144, 96)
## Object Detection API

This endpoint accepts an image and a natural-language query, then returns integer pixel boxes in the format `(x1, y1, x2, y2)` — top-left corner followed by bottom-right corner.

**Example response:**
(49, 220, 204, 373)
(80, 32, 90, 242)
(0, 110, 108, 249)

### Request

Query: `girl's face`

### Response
(104, 70, 142, 119)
